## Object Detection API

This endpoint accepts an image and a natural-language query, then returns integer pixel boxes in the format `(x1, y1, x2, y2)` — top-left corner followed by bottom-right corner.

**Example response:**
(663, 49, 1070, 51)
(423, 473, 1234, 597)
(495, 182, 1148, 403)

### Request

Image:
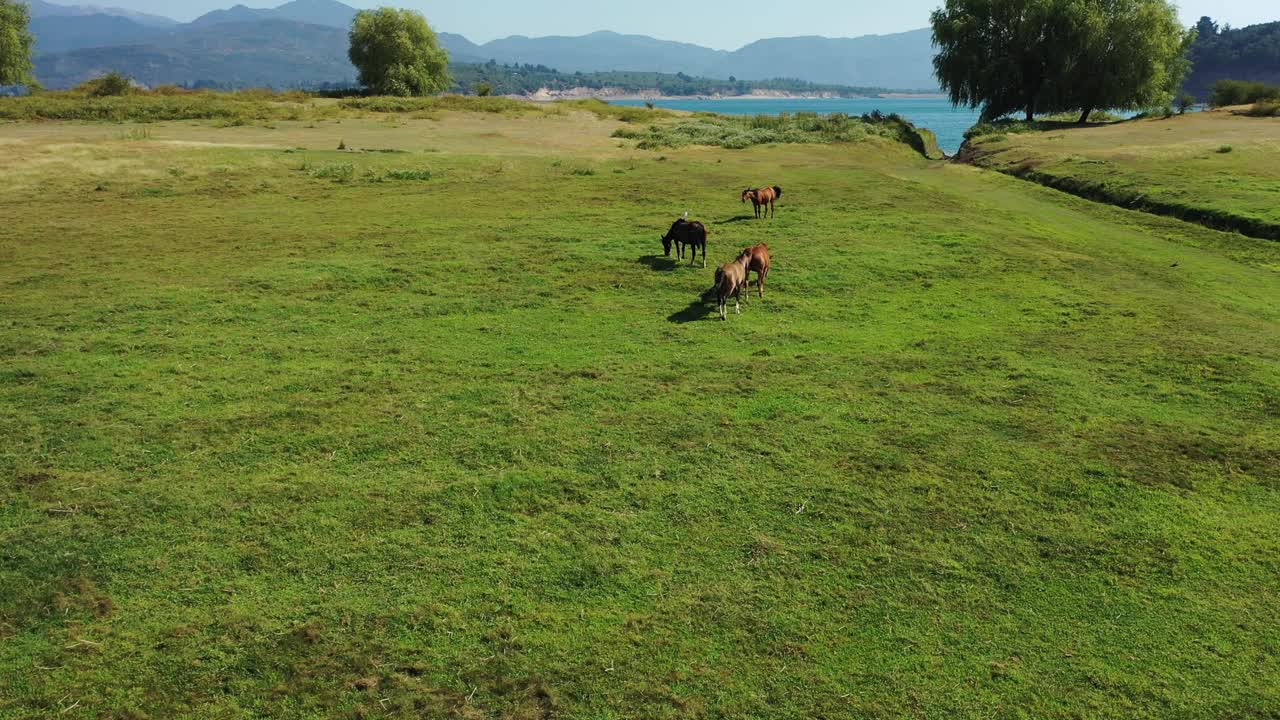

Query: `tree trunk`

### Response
(1025, 105, 1035, 122)
(1078, 106, 1094, 124)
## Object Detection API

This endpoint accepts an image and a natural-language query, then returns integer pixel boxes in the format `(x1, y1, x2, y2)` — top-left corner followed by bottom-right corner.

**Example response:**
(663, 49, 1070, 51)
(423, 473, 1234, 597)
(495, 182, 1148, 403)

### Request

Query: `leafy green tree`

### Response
(1195, 16, 1218, 39)
(0, 0, 35, 86)
(474, 81, 492, 96)
(348, 7, 450, 96)
(932, 0, 1069, 121)
(1057, 0, 1195, 123)
(932, 0, 1193, 123)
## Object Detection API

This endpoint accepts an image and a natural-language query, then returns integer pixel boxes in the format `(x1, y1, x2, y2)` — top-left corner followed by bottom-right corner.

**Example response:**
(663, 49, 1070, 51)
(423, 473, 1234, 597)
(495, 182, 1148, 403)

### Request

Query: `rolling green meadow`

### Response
(2, 101, 1279, 718)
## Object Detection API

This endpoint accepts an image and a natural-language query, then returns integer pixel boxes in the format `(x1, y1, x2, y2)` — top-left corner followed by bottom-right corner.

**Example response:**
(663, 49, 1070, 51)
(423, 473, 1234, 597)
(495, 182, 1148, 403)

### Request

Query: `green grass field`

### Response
(2, 105, 1279, 719)
(965, 109, 1280, 238)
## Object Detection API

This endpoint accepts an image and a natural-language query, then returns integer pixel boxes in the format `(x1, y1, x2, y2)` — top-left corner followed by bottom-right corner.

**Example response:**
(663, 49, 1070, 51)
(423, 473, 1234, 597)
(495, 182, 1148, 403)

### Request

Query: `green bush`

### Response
(1242, 101, 1280, 117)
(76, 72, 134, 97)
(1217, 145, 1233, 153)
(1210, 79, 1280, 107)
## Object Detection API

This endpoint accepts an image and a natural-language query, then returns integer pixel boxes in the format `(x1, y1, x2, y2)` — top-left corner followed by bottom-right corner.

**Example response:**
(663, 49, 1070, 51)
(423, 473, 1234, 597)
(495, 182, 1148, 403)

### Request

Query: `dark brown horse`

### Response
(741, 186, 782, 219)
(660, 217, 708, 267)
(740, 243, 771, 299)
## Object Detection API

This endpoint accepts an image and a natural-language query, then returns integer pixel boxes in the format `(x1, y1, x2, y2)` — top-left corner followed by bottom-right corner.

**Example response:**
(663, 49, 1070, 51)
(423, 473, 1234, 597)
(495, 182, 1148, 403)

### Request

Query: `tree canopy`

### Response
(1183, 20, 1280, 100)
(931, 0, 1193, 122)
(348, 7, 450, 97)
(0, 0, 35, 87)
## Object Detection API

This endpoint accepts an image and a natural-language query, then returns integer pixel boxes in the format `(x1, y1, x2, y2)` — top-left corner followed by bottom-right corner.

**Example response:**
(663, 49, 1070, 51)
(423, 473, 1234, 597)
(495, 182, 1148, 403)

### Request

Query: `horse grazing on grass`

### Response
(740, 243, 771, 299)
(660, 216, 708, 267)
(714, 249, 753, 320)
(741, 186, 782, 219)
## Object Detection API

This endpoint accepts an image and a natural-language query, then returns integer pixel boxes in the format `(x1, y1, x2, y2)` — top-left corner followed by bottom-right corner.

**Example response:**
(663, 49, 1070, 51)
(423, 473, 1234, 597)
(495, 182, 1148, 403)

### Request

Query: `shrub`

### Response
(77, 72, 134, 97)
(1242, 101, 1280, 117)
(1217, 145, 1233, 153)
(1210, 79, 1280, 107)
(1177, 93, 1196, 114)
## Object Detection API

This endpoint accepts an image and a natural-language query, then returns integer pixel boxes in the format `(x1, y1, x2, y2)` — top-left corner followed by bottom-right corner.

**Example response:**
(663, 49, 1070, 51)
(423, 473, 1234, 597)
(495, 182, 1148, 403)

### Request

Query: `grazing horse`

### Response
(713, 249, 752, 320)
(741, 185, 782, 219)
(660, 217, 708, 267)
(740, 243, 771, 299)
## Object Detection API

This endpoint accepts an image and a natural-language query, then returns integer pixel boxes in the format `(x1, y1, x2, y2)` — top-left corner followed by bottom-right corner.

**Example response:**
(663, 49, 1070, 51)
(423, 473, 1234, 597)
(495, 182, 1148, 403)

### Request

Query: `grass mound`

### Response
(962, 110, 1280, 239)
(612, 110, 936, 153)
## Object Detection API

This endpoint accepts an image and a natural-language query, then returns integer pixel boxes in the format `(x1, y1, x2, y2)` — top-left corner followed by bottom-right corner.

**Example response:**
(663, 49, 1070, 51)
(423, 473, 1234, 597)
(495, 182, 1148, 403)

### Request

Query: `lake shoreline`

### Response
(518, 89, 945, 102)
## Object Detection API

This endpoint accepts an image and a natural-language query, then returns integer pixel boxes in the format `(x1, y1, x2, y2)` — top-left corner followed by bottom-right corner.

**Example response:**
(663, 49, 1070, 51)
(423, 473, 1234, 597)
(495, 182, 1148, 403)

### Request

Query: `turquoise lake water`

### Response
(611, 97, 983, 154)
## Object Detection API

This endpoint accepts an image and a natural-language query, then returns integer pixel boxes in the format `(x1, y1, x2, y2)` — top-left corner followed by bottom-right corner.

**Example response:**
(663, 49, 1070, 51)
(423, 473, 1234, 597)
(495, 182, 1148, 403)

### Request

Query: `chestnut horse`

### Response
(741, 186, 782, 219)
(740, 243, 770, 299)
(714, 249, 752, 320)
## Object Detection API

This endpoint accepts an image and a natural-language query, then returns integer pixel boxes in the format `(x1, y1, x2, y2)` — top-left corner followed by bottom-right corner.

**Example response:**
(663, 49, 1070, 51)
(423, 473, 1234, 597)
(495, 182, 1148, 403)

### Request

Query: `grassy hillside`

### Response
(1, 102, 1278, 718)
(964, 109, 1280, 239)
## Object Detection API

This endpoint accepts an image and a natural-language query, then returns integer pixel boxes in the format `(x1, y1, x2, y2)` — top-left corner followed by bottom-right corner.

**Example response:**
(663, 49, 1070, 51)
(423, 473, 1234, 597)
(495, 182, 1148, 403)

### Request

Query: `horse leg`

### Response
(759, 267, 767, 298)
(701, 242, 706, 268)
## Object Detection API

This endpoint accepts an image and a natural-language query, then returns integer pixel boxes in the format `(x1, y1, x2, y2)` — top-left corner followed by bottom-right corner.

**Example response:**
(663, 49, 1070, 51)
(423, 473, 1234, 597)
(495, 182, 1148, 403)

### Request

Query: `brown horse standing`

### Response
(713, 249, 752, 320)
(740, 243, 771, 299)
(741, 186, 782, 219)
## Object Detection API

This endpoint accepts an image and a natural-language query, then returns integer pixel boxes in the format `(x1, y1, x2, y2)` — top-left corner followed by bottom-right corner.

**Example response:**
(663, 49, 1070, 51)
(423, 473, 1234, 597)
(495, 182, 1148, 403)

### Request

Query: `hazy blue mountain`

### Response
(187, 4, 272, 27)
(477, 30, 729, 76)
(714, 30, 939, 90)
(439, 32, 485, 64)
(35, 19, 357, 88)
(25, 0, 177, 27)
(272, 0, 357, 28)
(453, 28, 938, 89)
(30, 13, 162, 53)
(189, 0, 356, 29)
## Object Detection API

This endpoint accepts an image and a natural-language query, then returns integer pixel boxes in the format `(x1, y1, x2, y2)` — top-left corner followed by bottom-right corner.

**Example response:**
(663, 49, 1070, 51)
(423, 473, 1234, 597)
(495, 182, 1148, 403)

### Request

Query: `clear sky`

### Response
(101, 0, 1277, 49)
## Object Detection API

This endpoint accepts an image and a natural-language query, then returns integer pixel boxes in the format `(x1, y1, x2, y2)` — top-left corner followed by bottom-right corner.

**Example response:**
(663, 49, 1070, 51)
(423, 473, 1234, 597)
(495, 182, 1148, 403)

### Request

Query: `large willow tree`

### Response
(931, 0, 1194, 123)
(348, 7, 450, 97)
(0, 0, 35, 87)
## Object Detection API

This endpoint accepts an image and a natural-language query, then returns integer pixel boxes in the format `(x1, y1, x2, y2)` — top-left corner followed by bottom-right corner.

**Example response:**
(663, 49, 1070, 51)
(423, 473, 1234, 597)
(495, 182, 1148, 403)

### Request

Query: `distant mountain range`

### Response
(24, 0, 944, 90)
(25, 0, 1276, 96)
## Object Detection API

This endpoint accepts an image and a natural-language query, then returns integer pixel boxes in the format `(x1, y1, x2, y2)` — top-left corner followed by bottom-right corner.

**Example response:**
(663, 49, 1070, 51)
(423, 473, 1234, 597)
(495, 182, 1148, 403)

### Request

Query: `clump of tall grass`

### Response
(309, 162, 355, 182)
(383, 168, 432, 181)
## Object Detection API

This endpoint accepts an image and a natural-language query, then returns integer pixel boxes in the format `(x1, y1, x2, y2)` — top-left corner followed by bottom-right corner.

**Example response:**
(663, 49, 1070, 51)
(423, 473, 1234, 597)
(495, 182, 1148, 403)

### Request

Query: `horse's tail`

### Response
(714, 267, 725, 291)
(773, 186, 783, 198)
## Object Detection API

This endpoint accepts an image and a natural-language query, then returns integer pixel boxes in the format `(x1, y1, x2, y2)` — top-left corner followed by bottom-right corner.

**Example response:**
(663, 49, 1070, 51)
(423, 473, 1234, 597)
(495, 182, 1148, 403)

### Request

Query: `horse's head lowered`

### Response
(660, 218, 686, 257)
(741, 188, 755, 204)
